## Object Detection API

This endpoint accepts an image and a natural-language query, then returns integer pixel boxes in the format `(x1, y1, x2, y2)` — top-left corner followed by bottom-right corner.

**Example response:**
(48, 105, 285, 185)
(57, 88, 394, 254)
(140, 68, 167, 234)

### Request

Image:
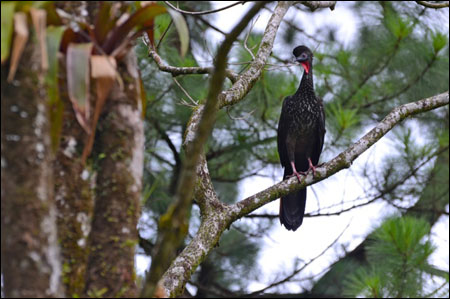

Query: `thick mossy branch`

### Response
(231, 91, 449, 218)
(161, 91, 448, 297)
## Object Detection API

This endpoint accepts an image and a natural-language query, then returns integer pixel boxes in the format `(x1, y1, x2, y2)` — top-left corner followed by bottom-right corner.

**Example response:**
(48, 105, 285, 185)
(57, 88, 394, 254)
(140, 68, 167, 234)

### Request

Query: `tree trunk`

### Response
(53, 59, 93, 296)
(1, 40, 63, 297)
(84, 51, 144, 298)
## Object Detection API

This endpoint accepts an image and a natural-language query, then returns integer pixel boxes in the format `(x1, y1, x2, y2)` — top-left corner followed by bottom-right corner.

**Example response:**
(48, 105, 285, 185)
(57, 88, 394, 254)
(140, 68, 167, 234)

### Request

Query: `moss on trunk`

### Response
(53, 59, 94, 297)
(84, 51, 144, 298)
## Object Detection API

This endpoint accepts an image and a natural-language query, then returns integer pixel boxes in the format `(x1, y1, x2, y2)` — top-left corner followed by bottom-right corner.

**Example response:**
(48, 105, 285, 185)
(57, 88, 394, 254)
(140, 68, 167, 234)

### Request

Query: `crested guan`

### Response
(277, 45, 326, 231)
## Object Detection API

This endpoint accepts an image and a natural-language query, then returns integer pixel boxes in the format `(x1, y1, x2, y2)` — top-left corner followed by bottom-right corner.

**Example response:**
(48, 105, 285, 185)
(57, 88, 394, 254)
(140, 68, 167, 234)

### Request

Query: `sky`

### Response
(137, 1, 449, 295)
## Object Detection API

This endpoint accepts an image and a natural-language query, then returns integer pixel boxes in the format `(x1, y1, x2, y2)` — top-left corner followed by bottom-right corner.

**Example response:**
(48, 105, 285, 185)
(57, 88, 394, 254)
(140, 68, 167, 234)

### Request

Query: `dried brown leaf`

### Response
(81, 55, 118, 163)
(7, 12, 29, 82)
(30, 8, 48, 71)
(91, 55, 117, 79)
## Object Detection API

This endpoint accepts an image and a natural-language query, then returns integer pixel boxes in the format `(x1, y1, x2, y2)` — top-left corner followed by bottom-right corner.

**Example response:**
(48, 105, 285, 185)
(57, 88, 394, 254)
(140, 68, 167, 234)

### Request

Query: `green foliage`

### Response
(384, 7, 413, 39)
(1, 1, 16, 63)
(345, 217, 436, 298)
(336, 49, 351, 67)
(136, 1, 449, 297)
(326, 101, 360, 141)
(46, 25, 66, 152)
(432, 31, 448, 54)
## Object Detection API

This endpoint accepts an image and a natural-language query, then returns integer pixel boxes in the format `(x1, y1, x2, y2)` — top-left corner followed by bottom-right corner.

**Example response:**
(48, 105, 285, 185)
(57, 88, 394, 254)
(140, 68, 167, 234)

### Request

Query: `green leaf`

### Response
(385, 10, 412, 39)
(46, 25, 66, 152)
(166, 8, 189, 57)
(336, 50, 351, 67)
(328, 102, 359, 132)
(1, 2, 16, 63)
(46, 26, 66, 104)
(432, 31, 447, 54)
(154, 14, 172, 41)
(66, 42, 93, 133)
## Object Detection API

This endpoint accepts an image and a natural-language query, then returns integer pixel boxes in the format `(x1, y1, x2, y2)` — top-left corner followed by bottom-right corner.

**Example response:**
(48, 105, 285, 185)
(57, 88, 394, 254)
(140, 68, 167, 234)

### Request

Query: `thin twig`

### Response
(243, 15, 260, 60)
(172, 77, 198, 106)
(156, 19, 173, 50)
(416, 1, 449, 8)
(226, 106, 255, 120)
(164, 1, 247, 16)
(149, 49, 239, 82)
(247, 220, 351, 297)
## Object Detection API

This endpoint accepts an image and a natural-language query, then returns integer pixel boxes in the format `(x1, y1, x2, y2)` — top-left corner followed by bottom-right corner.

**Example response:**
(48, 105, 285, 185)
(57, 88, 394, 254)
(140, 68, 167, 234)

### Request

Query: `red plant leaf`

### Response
(94, 2, 118, 46)
(102, 3, 166, 54)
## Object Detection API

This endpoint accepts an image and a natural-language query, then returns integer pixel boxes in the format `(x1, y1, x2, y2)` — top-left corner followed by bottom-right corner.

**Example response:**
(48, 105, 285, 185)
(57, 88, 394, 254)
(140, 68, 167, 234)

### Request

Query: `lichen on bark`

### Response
(54, 58, 94, 296)
(84, 51, 144, 298)
(1, 36, 63, 298)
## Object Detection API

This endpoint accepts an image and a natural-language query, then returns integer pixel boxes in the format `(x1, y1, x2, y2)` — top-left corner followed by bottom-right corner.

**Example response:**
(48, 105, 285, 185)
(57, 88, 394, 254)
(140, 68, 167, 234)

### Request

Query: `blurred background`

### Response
(136, 1, 449, 297)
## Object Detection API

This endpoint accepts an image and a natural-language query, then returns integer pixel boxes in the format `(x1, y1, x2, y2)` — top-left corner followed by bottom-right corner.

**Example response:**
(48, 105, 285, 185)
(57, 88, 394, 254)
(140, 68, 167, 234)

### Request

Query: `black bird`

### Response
(277, 45, 325, 231)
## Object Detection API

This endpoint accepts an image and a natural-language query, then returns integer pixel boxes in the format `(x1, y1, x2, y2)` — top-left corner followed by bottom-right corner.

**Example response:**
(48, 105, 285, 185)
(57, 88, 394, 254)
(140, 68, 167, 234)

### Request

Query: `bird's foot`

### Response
(307, 158, 318, 177)
(287, 170, 307, 183)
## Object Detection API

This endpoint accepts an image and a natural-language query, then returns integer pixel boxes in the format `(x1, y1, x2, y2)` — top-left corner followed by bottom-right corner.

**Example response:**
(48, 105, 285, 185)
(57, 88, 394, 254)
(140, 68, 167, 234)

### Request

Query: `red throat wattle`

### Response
(300, 62, 310, 74)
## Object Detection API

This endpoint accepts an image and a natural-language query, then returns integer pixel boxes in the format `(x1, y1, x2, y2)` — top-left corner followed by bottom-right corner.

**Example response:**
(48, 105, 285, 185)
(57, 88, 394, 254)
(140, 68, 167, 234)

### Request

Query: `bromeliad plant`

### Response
(1, 1, 188, 162)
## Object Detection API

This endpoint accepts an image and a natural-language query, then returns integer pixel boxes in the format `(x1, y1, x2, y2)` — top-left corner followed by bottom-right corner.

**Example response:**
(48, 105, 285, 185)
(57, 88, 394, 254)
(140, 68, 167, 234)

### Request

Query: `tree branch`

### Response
(416, 1, 449, 8)
(158, 2, 292, 297)
(148, 49, 239, 83)
(141, 2, 269, 297)
(160, 91, 448, 297)
(299, 1, 336, 11)
(217, 2, 293, 108)
(230, 91, 449, 219)
(246, 221, 350, 297)
(164, 1, 247, 16)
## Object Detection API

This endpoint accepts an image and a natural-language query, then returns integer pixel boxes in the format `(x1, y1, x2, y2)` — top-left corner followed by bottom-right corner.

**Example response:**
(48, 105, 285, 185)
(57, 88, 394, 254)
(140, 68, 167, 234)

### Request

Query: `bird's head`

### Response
(293, 45, 313, 74)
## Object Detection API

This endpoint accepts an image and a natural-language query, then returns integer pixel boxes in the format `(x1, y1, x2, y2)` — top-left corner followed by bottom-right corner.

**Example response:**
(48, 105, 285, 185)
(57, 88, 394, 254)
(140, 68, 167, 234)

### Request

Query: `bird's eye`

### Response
(300, 53, 308, 59)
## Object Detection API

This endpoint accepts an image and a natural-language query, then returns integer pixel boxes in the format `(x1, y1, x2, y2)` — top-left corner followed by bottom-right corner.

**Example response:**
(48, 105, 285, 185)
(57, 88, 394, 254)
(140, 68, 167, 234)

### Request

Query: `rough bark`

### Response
(160, 91, 448, 297)
(1, 39, 63, 297)
(84, 51, 144, 298)
(53, 59, 93, 297)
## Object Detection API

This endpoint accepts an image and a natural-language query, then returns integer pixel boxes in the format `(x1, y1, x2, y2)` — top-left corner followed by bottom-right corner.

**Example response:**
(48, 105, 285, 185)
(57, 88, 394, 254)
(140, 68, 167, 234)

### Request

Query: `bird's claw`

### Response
(307, 158, 317, 177)
(287, 170, 307, 183)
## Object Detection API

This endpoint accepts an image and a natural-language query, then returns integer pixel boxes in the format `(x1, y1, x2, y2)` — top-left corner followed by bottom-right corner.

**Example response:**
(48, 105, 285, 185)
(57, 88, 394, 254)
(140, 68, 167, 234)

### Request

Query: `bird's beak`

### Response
(297, 60, 310, 74)
(294, 57, 309, 73)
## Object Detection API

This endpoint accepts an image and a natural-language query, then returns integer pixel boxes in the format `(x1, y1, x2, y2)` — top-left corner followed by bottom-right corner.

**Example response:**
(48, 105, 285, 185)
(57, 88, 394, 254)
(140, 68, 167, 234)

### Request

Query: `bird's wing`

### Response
(312, 96, 326, 165)
(277, 96, 292, 168)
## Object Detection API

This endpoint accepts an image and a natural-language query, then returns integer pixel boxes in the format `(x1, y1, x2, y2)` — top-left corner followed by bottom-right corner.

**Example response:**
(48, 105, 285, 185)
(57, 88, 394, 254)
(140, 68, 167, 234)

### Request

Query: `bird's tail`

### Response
(279, 168, 307, 231)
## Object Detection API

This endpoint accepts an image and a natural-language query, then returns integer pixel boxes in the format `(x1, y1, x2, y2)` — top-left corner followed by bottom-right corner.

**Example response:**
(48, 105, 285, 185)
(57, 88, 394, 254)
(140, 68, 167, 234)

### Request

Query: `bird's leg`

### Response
(288, 161, 306, 183)
(307, 157, 317, 177)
